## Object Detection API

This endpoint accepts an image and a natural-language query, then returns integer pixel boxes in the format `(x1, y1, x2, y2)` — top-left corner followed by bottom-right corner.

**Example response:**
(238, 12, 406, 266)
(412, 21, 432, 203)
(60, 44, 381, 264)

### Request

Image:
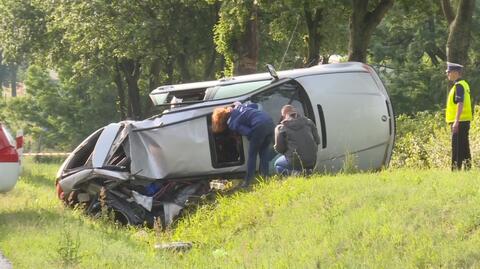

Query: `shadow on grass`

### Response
(0, 208, 62, 241)
(19, 173, 56, 189)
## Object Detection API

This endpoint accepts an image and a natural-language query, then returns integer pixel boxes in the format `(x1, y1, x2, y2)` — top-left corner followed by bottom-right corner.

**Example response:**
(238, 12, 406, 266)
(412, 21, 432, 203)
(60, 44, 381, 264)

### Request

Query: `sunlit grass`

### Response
(2, 160, 480, 268)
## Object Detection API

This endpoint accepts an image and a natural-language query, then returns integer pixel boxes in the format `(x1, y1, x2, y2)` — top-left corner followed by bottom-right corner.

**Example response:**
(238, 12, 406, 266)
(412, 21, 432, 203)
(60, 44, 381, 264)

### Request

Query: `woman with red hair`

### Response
(212, 102, 274, 188)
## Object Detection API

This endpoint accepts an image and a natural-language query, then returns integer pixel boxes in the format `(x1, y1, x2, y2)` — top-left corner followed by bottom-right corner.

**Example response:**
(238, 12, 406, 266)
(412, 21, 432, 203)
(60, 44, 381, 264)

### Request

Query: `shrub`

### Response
(391, 106, 480, 169)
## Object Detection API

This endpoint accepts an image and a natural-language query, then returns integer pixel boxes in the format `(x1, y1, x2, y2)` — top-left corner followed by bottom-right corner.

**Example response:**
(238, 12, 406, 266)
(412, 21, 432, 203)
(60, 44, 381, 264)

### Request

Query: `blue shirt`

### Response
(227, 104, 272, 138)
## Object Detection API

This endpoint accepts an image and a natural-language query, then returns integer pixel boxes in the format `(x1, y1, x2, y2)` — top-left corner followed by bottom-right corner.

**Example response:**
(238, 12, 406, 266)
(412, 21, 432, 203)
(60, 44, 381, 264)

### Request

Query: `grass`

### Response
(2, 159, 480, 268)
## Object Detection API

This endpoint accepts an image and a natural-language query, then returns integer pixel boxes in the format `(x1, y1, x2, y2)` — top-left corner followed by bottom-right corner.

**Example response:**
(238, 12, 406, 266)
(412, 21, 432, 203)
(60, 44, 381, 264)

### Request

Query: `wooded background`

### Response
(0, 0, 477, 151)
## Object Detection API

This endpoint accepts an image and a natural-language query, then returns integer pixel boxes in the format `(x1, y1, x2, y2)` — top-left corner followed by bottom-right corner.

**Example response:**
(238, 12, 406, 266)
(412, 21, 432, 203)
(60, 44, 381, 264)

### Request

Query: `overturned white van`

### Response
(56, 62, 395, 226)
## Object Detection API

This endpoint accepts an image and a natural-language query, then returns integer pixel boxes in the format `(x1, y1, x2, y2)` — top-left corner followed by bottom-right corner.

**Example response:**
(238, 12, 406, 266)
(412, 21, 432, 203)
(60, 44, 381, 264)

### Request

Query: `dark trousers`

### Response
(451, 121, 471, 170)
(245, 121, 275, 183)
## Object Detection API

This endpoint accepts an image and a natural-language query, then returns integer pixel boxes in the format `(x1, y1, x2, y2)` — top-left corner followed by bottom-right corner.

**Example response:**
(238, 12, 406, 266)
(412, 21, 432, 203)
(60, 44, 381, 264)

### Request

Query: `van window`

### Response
(250, 80, 314, 124)
(209, 80, 271, 100)
(206, 116, 245, 168)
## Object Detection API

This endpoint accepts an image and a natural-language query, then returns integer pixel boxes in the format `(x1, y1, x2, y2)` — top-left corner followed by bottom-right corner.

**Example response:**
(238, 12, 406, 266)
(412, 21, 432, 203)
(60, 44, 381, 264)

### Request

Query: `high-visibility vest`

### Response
(446, 80, 472, 123)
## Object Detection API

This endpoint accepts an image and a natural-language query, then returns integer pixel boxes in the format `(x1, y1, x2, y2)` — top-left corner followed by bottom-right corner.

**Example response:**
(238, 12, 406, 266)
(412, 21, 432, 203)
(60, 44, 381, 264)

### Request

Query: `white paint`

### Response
(92, 123, 121, 167)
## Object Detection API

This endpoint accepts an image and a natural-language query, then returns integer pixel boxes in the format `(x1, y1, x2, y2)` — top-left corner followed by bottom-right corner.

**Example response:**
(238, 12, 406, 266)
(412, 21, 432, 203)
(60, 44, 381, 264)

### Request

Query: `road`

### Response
(0, 251, 12, 269)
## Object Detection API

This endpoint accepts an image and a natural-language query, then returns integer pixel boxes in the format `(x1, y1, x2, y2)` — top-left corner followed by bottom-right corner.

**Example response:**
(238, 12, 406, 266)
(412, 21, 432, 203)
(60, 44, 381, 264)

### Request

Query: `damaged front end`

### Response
(56, 122, 212, 227)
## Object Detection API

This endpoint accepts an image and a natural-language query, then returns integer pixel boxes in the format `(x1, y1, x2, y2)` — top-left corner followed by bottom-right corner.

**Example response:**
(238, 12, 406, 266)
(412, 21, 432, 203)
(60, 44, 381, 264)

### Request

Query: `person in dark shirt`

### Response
(212, 102, 275, 187)
(274, 105, 320, 175)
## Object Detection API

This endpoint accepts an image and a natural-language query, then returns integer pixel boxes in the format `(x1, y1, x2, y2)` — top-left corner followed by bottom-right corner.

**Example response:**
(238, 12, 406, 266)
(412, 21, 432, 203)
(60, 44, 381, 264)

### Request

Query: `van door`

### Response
(296, 72, 391, 172)
(249, 80, 315, 171)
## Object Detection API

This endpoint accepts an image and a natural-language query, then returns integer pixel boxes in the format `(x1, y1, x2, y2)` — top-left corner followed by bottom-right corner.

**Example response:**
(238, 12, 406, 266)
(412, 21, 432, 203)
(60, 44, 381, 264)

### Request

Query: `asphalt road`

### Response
(0, 251, 12, 269)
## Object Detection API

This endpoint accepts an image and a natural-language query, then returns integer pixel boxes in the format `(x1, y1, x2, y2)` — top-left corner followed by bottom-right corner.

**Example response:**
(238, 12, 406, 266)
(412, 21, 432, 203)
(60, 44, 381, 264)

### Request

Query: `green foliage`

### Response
(0, 64, 118, 151)
(213, 0, 256, 75)
(342, 152, 359, 174)
(391, 106, 480, 169)
(55, 226, 82, 268)
(0, 0, 479, 150)
(0, 0, 48, 64)
(260, 0, 348, 68)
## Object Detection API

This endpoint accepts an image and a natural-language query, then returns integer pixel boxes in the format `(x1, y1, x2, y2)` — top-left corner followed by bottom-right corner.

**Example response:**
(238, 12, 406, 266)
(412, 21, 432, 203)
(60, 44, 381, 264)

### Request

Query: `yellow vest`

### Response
(446, 80, 472, 123)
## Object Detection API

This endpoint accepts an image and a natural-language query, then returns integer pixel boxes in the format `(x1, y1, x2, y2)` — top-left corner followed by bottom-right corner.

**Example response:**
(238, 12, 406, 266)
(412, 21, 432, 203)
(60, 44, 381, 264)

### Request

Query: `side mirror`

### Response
(266, 64, 279, 81)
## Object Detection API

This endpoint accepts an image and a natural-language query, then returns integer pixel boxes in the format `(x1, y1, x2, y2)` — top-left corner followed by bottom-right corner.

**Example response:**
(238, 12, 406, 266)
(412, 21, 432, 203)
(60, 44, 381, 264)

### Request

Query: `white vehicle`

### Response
(0, 124, 22, 193)
(56, 62, 395, 226)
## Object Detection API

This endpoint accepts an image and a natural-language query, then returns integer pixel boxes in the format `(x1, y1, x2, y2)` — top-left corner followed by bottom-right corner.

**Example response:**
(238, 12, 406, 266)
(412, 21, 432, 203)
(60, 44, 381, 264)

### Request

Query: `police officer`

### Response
(445, 62, 472, 170)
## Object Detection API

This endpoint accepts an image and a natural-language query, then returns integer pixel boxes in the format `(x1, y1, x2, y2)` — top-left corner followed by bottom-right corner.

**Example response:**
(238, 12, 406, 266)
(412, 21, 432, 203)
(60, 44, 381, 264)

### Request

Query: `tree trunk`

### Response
(120, 59, 142, 120)
(10, 64, 17, 97)
(113, 60, 127, 120)
(441, 0, 475, 65)
(304, 5, 324, 67)
(321, 55, 330, 64)
(233, 2, 259, 75)
(177, 52, 191, 82)
(348, 0, 394, 63)
(204, 2, 221, 80)
(204, 44, 218, 80)
(165, 56, 175, 85)
(425, 14, 446, 66)
(144, 58, 162, 117)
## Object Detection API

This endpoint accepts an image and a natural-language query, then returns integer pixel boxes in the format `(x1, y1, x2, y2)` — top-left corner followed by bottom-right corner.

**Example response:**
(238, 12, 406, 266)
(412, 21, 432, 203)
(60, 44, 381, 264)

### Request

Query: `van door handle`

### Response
(317, 104, 327, 149)
(381, 115, 388, 122)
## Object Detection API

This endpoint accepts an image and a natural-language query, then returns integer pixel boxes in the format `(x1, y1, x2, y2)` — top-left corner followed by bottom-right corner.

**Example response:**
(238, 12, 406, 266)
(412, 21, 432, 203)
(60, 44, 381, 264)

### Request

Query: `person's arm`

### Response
(308, 119, 321, 145)
(452, 102, 464, 133)
(273, 125, 287, 153)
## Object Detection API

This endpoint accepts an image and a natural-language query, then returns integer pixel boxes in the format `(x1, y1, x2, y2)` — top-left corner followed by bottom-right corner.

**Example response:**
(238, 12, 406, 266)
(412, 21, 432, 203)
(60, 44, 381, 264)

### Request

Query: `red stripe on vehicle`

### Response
(0, 147, 19, 162)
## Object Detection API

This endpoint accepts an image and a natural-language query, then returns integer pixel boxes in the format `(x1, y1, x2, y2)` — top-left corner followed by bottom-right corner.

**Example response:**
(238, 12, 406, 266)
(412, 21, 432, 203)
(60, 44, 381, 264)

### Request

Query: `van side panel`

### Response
(296, 72, 391, 172)
(129, 116, 246, 179)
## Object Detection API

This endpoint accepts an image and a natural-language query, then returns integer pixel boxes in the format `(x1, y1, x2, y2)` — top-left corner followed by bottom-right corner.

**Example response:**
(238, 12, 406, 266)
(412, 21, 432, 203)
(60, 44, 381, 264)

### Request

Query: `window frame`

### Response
(206, 115, 245, 169)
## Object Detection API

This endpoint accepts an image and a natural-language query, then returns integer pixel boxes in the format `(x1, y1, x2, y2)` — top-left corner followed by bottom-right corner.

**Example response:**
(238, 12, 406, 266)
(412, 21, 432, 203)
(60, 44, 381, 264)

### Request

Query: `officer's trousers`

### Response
(451, 121, 471, 170)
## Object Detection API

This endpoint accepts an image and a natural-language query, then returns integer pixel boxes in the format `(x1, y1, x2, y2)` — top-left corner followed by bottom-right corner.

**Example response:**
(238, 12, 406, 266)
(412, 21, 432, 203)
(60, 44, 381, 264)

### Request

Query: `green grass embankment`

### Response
(2, 160, 480, 268)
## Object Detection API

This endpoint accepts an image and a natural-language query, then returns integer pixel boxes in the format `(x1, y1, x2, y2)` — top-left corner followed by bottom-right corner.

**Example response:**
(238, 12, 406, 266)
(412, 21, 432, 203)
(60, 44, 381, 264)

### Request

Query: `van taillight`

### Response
(56, 183, 64, 200)
(0, 146, 19, 162)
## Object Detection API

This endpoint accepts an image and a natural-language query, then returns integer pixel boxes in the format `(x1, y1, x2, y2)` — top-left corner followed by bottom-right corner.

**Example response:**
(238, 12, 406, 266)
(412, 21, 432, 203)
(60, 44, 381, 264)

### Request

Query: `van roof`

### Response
(151, 62, 369, 94)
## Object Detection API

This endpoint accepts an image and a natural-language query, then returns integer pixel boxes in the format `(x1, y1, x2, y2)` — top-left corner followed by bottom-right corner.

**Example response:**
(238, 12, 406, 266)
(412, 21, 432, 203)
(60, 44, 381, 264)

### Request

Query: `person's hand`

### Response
(452, 121, 459, 134)
(233, 101, 242, 107)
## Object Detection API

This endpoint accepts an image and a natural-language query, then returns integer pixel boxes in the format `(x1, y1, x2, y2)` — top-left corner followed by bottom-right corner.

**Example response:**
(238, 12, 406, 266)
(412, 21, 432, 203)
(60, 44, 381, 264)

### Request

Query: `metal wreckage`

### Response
(55, 63, 395, 227)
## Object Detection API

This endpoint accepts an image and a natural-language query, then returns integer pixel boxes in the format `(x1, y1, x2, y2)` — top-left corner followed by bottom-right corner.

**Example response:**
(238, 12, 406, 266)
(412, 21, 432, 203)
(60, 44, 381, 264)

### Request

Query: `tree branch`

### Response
(456, 0, 475, 24)
(352, 0, 368, 16)
(366, 0, 395, 27)
(440, 0, 455, 25)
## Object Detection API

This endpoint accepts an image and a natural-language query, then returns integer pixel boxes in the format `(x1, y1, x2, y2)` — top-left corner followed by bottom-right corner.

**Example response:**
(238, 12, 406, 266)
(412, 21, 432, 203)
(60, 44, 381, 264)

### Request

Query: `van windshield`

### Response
(208, 80, 271, 100)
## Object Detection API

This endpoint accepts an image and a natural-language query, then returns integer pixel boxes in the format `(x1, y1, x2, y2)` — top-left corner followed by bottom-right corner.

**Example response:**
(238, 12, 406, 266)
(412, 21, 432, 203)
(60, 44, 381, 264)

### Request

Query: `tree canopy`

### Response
(0, 0, 477, 150)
